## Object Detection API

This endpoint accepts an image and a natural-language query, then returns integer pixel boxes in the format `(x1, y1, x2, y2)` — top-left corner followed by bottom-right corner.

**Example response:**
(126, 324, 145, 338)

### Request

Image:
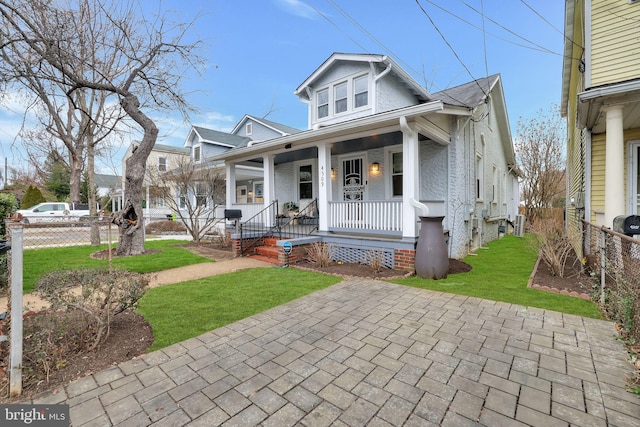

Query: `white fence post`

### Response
(9, 223, 23, 397)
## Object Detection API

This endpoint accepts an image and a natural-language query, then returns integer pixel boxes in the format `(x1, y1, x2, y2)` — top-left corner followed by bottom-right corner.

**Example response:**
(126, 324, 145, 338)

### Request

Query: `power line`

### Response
(305, 2, 369, 53)
(480, 0, 489, 79)
(459, 0, 559, 57)
(415, 0, 489, 99)
(519, 0, 583, 51)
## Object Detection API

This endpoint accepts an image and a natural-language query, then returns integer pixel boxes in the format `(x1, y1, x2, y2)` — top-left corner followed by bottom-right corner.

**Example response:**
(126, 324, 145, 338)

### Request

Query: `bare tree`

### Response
(147, 156, 226, 244)
(515, 105, 566, 223)
(0, 0, 203, 255)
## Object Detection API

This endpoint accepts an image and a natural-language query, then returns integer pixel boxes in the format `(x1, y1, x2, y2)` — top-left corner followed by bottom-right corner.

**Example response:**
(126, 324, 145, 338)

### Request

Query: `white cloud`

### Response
(274, 0, 317, 19)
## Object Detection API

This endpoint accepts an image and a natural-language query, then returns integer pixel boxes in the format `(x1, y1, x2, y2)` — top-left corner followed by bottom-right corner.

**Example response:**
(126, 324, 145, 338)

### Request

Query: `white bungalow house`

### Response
(213, 53, 520, 270)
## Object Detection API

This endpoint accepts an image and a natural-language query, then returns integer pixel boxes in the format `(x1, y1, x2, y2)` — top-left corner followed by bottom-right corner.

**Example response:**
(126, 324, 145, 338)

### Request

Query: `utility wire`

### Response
(460, 0, 559, 56)
(306, 2, 369, 53)
(519, 0, 583, 50)
(480, 0, 489, 79)
(415, 0, 489, 98)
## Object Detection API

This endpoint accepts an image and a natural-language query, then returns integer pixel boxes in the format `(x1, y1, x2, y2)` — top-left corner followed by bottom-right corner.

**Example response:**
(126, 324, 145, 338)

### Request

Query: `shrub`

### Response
(20, 185, 45, 209)
(365, 250, 384, 274)
(530, 217, 573, 277)
(35, 268, 148, 351)
(306, 242, 333, 268)
(145, 219, 187, 234)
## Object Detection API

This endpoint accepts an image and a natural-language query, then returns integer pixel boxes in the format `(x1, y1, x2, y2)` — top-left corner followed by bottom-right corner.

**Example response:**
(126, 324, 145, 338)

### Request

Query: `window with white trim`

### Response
(476, 153, 484, 200)
(193, 145, 201, 163)
(391, 151, 403, 197)
(334, 81, 347, 114)
(354, 75, 368, 108)
(492, 165, 498, 204)
(317, 89, 329, 119)
(298, 164, 313, 199)
(158, 156, 167, 172)
(246, 122, 252, 136)
(195, 182, 207, 207)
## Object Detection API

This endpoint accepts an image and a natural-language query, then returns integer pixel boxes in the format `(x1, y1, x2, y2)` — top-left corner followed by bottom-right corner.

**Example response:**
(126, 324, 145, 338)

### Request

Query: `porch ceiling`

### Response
(579, 80, 640, 134)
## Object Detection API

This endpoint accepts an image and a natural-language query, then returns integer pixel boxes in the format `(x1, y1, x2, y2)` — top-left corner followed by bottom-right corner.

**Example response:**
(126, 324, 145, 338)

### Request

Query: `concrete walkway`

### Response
(21, 278, 640, 426)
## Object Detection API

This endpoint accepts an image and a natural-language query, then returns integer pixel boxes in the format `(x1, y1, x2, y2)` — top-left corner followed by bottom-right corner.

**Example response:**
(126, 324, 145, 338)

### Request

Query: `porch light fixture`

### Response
(371, 162, 380, 173)
(331, 168, 336, 178)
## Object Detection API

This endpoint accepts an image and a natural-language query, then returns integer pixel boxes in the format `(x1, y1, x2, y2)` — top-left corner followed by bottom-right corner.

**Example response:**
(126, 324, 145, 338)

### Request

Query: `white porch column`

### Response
(263, 154, 275, 225)
(604, 105, 625, 227)
(225, 162, 236, 207)
(401, 118, 419, 238)
(317, 142, 332, 231)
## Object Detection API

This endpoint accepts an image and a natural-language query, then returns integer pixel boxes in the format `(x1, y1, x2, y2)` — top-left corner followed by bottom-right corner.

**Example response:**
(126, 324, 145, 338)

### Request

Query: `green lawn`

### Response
(136, 268, 342, 351)
(22, 239, 211, 293)
(390, 235, 602, 319)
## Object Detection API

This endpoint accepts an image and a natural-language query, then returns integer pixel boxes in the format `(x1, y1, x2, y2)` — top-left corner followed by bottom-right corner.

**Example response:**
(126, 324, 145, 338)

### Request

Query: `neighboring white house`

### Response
(213, 53, 520, 269)
(94, 173, 122, 213)
(122, 118, 301, 224)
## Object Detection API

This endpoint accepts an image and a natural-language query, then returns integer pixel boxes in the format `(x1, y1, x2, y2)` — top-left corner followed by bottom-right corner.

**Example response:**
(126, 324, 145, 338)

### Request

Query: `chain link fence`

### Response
(583, 220, 640, 343)
(17, 218, 118, 249)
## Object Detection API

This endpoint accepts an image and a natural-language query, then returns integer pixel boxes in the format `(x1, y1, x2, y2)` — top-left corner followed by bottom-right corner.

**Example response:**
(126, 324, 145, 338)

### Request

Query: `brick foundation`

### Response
(394, 248, 416, 272)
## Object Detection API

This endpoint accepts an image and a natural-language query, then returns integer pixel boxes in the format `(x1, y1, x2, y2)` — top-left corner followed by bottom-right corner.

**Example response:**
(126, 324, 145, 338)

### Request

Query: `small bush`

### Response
(365, 250, 384, 274)
(530, 217, 573, 277)
(306, 242, 333, 268)
(145, 220, 187, 234)
(35, 268, 148, 351)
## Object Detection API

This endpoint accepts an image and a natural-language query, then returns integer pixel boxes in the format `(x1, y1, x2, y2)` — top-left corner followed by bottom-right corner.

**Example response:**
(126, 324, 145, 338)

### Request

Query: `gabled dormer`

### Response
(231, 114, 301, 142)
(184, 125, 252, 163)
(295, 53, 432, 129)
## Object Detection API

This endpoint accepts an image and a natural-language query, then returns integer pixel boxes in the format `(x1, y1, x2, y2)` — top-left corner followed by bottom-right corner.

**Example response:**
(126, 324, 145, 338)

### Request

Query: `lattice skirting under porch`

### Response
(330, 245, 395, 269)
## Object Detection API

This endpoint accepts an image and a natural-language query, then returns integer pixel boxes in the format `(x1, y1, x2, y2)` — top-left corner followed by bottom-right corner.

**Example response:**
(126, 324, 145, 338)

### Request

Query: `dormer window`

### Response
(335, 82, 347, 114)
(354, 75, 368, 108)
(317, 89, 329, 118)
(314, 74, 370, 121)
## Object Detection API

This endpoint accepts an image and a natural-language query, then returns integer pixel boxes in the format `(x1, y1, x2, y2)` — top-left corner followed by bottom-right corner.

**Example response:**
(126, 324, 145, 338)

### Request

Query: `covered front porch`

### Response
(216, 103, 463, 269)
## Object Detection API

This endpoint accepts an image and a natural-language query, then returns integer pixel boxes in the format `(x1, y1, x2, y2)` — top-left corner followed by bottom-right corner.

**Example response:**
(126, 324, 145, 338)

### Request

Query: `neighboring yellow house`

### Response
(562, 0, 640, 250)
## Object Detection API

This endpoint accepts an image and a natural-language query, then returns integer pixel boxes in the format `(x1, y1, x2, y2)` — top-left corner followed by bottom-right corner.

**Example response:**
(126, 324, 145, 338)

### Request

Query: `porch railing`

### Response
(278, 198, 319, 239)
(328, 200, 402, 233)
(239, 200, 278, 255)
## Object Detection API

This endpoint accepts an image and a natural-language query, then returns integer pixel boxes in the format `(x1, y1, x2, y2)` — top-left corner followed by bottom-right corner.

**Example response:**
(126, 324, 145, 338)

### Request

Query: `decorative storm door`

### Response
(342, 157, 365, 201)
(342, 157, 365, 227)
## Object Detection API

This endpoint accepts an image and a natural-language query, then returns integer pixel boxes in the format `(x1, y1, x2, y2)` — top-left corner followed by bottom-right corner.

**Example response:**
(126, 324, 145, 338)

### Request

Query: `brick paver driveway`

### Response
(25, 279, 640, 426)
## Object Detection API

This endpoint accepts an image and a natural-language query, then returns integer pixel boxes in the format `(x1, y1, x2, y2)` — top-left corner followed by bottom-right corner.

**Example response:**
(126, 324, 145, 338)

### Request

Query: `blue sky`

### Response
(0, 0, 566, 175)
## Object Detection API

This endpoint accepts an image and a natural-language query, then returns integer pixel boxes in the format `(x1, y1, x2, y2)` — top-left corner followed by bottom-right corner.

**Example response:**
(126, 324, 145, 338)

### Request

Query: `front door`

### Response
(342, 156, 365, 201)
(236, 185, 247, 203)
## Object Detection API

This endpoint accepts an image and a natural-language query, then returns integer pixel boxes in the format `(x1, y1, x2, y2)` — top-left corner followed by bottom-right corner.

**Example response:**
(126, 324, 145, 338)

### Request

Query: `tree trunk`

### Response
(114, 93, 158, 256)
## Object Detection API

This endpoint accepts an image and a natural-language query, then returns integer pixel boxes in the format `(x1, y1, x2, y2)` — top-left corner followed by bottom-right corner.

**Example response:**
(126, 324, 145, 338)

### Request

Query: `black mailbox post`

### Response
(613, 215, 640, 237)
(224, 209, 242, 232)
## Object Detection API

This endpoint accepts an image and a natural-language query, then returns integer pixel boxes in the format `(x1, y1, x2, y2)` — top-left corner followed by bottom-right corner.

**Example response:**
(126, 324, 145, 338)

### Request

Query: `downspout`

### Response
(371, 61, 392, 115)
(399, 116, 430, 217)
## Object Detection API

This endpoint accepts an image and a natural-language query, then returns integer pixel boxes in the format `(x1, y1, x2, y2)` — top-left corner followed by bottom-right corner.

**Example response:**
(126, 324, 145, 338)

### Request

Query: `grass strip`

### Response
(390, 235, 602, 319)
(22, 240, 210, 293)
(137, 267, 342, 351)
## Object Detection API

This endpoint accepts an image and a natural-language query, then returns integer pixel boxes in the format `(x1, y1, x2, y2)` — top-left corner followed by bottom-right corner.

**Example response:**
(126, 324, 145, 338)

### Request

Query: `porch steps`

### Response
(250, 237, 282, 264)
